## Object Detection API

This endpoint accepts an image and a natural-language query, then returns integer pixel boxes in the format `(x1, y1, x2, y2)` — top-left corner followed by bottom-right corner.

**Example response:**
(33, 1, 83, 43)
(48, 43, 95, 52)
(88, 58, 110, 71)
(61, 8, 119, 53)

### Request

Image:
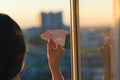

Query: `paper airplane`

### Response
(40, 29, 69, 46)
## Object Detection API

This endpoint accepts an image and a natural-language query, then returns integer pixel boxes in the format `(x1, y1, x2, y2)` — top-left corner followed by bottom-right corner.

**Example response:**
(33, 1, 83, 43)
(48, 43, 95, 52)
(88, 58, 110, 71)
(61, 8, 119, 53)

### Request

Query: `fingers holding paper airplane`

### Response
(47, 39, 66, 67)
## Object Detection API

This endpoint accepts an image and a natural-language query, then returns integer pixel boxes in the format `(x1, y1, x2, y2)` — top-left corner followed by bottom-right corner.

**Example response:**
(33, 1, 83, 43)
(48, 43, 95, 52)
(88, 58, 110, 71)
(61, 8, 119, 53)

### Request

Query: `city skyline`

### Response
(0, 0, 113, 29)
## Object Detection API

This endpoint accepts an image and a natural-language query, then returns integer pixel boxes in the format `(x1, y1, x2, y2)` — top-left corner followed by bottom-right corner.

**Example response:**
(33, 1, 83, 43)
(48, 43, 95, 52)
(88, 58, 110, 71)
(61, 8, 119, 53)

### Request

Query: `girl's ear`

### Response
(21, 61, 25, 71)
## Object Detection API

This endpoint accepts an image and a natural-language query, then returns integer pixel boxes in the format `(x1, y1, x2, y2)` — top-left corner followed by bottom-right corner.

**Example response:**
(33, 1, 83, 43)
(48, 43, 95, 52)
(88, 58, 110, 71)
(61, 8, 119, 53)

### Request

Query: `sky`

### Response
(0, 0, 113, 29)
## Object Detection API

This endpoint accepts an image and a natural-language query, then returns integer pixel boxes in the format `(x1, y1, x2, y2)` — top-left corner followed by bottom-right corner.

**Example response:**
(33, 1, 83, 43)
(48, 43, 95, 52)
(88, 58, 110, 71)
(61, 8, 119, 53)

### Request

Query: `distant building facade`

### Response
(80, 28, 103, 48)
(41, 12, 63, 32)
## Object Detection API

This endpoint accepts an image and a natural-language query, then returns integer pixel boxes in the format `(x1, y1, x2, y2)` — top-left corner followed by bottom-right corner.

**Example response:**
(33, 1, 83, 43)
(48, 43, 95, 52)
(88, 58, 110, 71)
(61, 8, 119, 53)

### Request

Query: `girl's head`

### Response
(0, 13, 26, 79)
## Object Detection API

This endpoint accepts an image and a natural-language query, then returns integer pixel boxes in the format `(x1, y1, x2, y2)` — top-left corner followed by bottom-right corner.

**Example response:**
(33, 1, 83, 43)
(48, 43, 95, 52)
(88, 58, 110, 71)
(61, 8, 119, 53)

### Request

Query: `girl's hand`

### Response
(47, 39, 65, 68)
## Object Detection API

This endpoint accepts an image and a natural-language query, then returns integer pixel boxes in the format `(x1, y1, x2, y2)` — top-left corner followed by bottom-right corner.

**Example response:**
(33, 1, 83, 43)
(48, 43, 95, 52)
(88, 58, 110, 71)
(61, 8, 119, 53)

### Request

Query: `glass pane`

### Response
(0, 0, 71, 80)
(79, 0, 114, 80)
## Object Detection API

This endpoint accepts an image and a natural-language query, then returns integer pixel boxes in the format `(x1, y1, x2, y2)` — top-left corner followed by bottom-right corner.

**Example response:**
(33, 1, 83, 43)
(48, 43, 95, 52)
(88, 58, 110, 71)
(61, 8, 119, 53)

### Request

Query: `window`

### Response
(70, 0, 119, 80)
(0, 0, 120, 80)
(0, 0, 71, 80)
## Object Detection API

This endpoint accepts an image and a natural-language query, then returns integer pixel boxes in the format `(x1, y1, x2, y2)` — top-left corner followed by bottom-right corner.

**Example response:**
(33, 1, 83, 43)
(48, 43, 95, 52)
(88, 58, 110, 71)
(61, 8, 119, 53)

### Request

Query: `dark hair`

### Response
(0, 13, 26, 79)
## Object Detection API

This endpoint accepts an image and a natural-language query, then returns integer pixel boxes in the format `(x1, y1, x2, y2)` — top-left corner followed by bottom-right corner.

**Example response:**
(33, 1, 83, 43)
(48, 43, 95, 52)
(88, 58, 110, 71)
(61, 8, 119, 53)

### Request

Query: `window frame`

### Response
(70, 0, 81, 80)
(114, 0, 120, 80)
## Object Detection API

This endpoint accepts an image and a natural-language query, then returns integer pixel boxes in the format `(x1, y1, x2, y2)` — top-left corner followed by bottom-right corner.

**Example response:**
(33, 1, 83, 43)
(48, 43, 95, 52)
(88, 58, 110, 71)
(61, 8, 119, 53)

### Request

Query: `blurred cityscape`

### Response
(20, 11, 115, 80)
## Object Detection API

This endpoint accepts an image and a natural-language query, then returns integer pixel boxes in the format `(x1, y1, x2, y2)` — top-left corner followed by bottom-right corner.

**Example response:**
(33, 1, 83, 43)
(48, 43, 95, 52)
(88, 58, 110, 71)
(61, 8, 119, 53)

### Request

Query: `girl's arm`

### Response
(47, 40, 65, 80)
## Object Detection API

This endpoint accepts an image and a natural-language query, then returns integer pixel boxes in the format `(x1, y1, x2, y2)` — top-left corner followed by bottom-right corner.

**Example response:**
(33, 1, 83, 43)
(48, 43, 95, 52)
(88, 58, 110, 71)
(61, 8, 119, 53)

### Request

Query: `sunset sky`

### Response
(0, 0, 113, 29)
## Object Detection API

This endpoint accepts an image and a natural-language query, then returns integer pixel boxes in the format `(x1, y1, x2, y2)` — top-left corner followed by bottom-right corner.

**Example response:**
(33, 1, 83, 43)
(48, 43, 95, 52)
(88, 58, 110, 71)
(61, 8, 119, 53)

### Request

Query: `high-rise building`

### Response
(41, 12, 63, 32)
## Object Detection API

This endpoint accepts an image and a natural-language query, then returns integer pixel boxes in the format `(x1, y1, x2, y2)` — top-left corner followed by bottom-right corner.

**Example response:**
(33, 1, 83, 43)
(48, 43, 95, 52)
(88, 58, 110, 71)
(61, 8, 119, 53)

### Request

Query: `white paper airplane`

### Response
(40, 29, 69, 46)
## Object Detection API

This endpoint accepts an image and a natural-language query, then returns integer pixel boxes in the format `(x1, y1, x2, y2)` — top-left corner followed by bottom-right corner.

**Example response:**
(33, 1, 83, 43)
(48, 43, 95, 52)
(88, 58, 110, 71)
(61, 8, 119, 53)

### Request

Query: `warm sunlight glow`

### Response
(37, 13, 41, 27)
(0, 0, 113, 28)
(114, 0, 120, 23)
(80, 0, 113, 27)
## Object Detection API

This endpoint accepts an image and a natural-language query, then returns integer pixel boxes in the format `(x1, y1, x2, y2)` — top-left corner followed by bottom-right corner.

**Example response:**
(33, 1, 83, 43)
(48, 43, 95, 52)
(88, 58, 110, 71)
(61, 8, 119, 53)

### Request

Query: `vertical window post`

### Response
(114, 0, 120, 80)
(70, 0, 81, 80)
